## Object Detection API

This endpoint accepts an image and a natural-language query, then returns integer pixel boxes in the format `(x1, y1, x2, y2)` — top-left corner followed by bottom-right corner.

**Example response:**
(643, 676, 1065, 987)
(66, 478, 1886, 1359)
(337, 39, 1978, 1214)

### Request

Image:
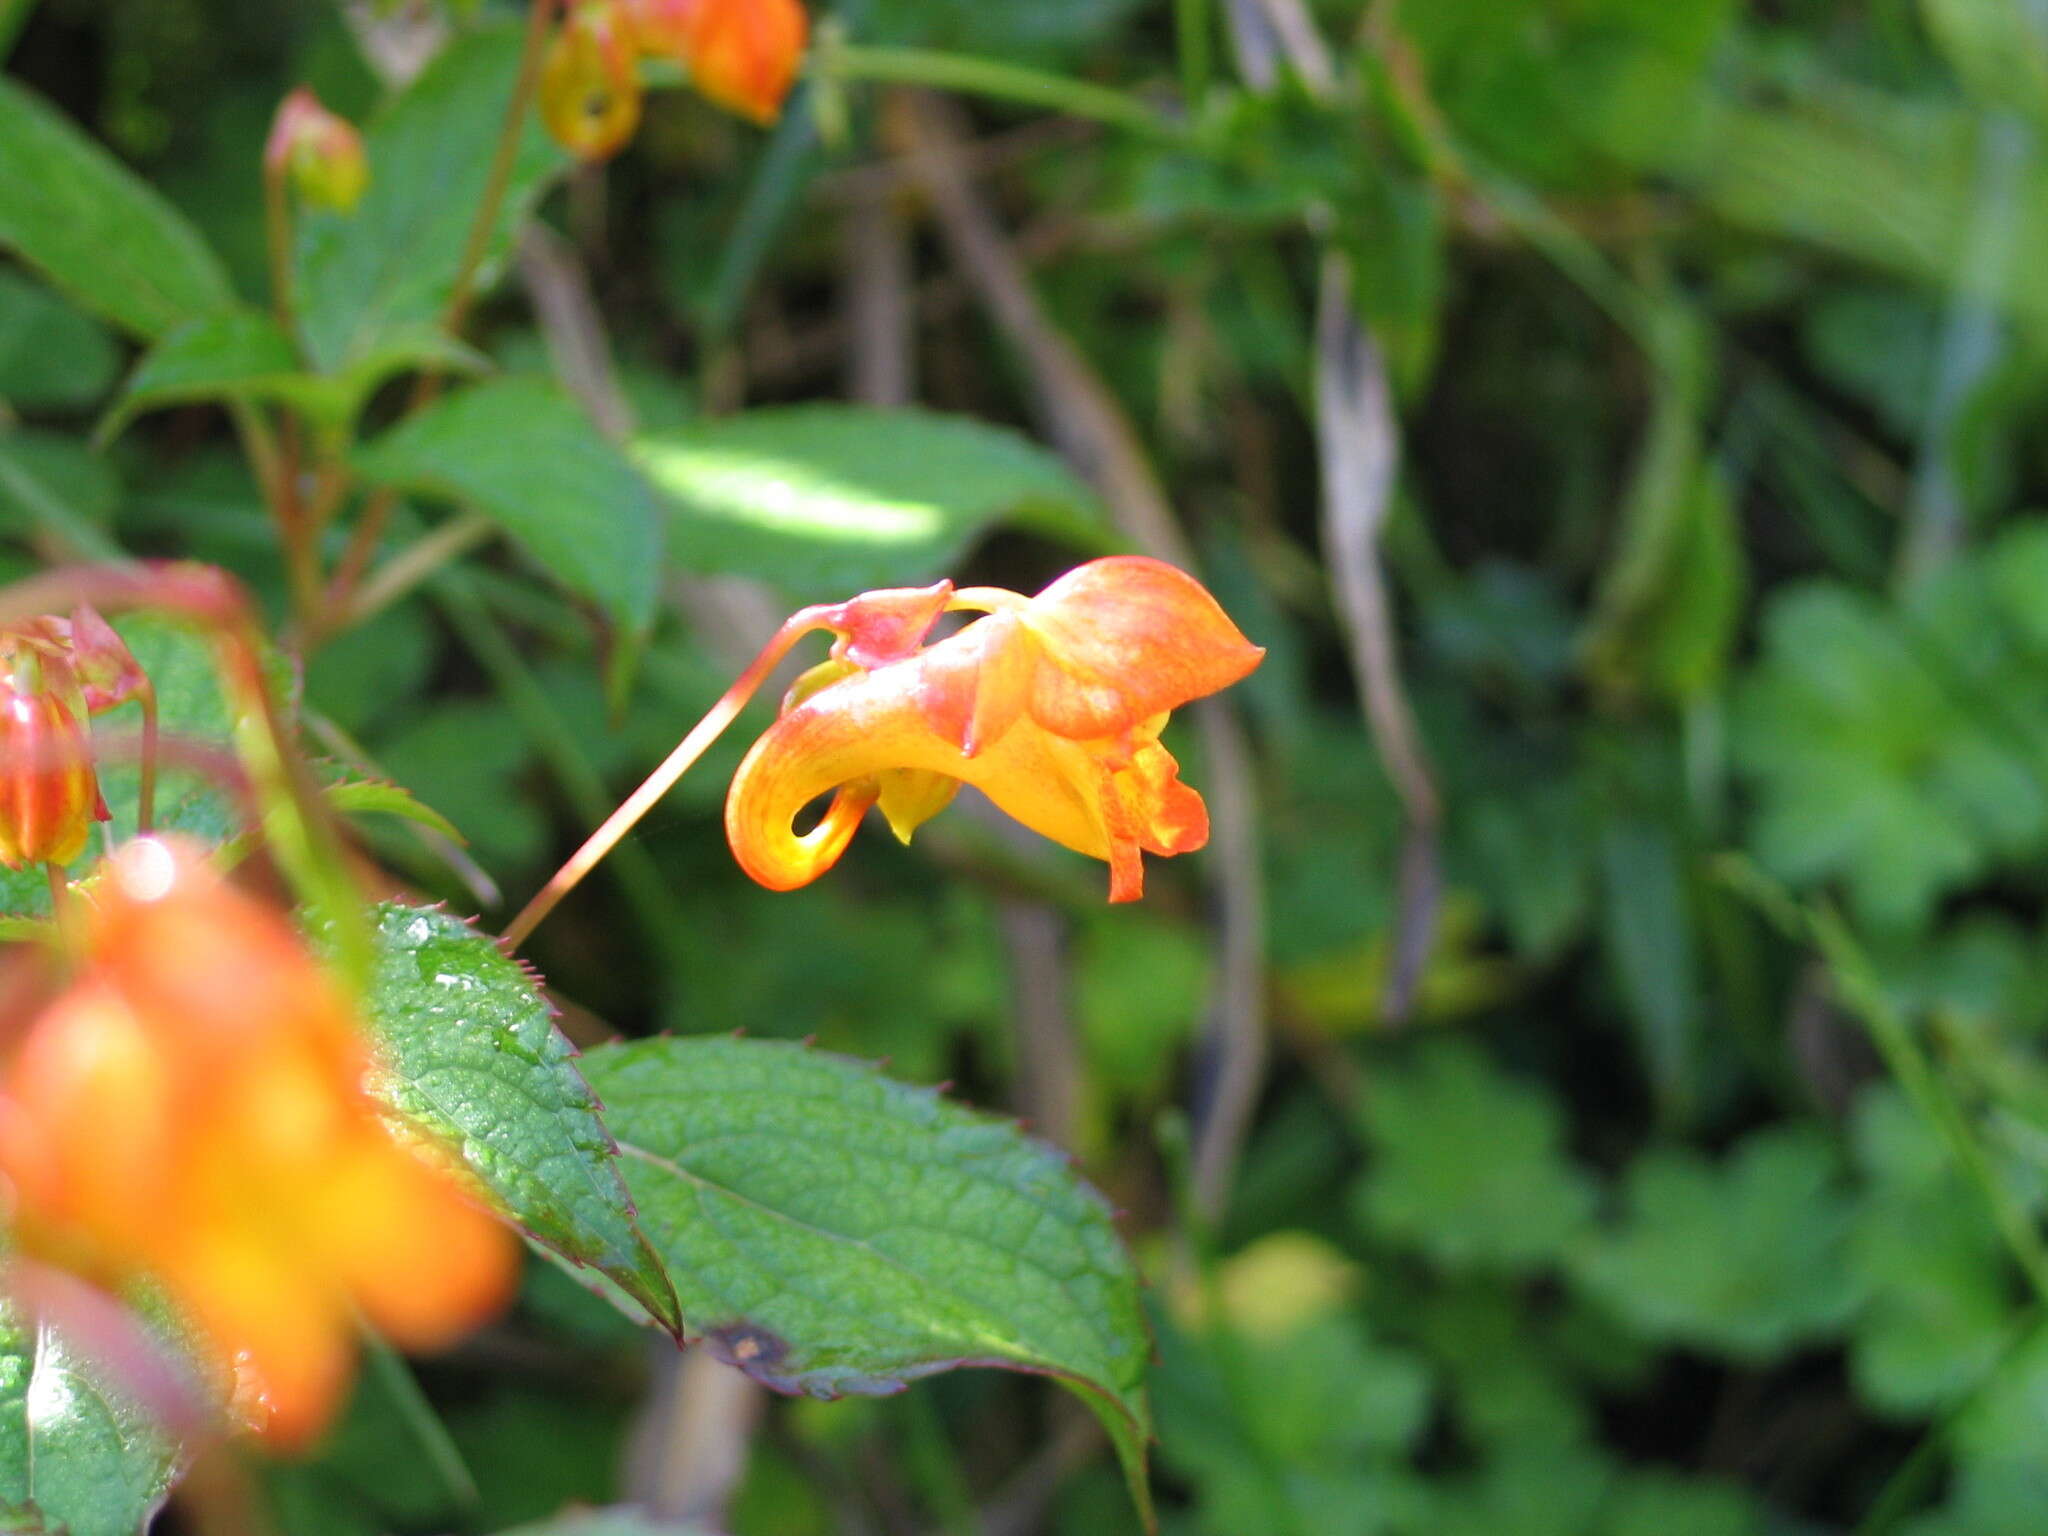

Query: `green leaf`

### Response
(347, 904, 681, 1336)
(632, 405, 1112, 603)
(0, 77, 233, 338)
(0, 270, 121, 411)
(578, 1035, 1154, 1523)
(1846, 1087, 2018, 1416)
(96, 310, 297, 442)
(1571, 1126, 1862, 1357)
(295, 25, 568, 372)
(0, 1301, 182, 1536)
(101, 311, 488, 445)
(1351, 1040, 1597, 1272)
(0, 429, 122, 558)
(354, 378, 660, 633)
(1597, 814, 1700, 1115)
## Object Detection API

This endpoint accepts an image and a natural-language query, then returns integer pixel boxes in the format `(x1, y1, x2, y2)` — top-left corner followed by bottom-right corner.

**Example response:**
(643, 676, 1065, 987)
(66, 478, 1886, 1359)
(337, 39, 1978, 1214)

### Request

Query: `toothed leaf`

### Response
(578, 1035, 1154, 1527)
(333, 904, 681, 1336)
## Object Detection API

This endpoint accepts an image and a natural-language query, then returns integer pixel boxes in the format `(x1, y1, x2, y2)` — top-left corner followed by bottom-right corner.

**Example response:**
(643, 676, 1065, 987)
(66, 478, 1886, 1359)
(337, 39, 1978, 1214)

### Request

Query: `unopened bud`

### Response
(540, 1, 644, 161)
(265, 88, 369, 213)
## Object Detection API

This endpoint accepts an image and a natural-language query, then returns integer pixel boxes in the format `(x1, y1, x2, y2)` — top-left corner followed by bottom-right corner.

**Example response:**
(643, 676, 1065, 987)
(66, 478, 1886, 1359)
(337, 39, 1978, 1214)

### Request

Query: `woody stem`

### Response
(501, 610, 829, 952)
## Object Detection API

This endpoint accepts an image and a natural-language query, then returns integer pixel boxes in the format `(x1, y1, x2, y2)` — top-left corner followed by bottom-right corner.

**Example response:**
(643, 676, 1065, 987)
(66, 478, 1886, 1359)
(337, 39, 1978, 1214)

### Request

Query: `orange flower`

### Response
(0, 638, 108, 870)
(726, 557, 1264, 902)
(0, 839, 516, 1449)
(626, 0, 806, 124)
(541, 0, 644, 161)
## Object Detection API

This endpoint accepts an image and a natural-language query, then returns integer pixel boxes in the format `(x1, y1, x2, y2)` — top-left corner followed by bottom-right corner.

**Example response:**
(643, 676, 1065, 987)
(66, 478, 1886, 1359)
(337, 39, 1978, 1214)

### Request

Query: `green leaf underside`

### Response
(579, 1035, 1154, 1523)
(353, 377, 660, 632)
(294, 25, 568, 374)
(0, 1302, 181, 1536)
(632, 405, 1114, 603)
(0, 614, 279, 916)
(348, 904, 681, 1335)
(0, 79, 233, 339)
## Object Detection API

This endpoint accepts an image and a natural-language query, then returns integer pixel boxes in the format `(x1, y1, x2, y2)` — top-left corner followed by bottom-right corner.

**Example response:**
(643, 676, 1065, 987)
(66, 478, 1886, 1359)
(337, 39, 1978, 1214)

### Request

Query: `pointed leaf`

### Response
(632, 405, 1113, 602)
(346, 904, 681, 1336)
(101, 312, 489, 444)
(579, 1035, 1154, 1524)
(295, 25, 569, 372)
(353, 378, 660, 632)
(0, 78, 233, 338)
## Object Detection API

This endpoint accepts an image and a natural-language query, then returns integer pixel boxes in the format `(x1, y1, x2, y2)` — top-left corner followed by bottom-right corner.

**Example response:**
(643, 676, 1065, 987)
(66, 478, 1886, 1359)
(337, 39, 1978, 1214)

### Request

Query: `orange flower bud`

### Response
(725, 557, 1263, 902)
(265, 88, 368, 213)
(541, 0, 644, 161)
(630, 0, 806, 124)
(0, 839, 517, 1449)
(0, 666, 106, 870)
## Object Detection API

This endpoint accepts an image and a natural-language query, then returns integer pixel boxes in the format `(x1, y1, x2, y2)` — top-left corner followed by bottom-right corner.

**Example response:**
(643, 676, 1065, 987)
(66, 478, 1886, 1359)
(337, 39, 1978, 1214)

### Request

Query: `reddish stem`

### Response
(500, 607, 832, 951)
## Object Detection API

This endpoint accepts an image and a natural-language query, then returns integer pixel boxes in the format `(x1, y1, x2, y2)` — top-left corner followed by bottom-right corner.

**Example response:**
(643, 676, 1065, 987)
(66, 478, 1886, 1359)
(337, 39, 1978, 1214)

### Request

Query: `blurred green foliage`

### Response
(14, 0, 2048, 1530)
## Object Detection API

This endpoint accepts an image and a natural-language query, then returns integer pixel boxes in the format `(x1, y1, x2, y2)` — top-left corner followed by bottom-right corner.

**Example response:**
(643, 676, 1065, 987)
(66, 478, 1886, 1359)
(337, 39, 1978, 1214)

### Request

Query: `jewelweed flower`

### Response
(0, 675, 103, 869)
(661, 0, 808, 125)
(0, 839, 517, 1449)
(726, 557, 1264, 903)
(542, 0, 807, 156)
(541, 0, 644, 162)
(0, 614, 130, 869)
(263, 88, 368, 213)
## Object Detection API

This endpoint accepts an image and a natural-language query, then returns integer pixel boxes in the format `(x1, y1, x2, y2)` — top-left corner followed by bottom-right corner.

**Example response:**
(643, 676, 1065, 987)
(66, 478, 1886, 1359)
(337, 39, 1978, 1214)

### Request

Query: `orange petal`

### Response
(821, 580, 952, 670)
(875, 769, 959, 844)
(681, 0, 807, 124)
(1020, 556, 1265, 741)
(313, 1140, 517, 1351)
(914, 609, 1034, 757)
(161, 1226, 354, 1452)
(540, 2, 644, 161)
(1096, 735, 1208, 903)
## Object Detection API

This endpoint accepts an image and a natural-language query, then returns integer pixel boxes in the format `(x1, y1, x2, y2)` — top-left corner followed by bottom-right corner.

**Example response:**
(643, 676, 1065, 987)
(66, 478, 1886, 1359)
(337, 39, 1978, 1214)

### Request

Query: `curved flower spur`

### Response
(504, 557, 1265, 946)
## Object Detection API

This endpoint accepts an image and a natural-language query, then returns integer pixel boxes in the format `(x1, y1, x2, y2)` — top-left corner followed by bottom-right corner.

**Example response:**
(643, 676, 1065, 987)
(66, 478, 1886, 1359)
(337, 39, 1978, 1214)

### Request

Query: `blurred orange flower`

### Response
(726, 556, 1264, 902)
(0, 615, 126, 870)
(543, 0, 807, 157)
(0, 839, 516, 1449)
(664, 0, 808, 125)
(540, 0, 644, 161)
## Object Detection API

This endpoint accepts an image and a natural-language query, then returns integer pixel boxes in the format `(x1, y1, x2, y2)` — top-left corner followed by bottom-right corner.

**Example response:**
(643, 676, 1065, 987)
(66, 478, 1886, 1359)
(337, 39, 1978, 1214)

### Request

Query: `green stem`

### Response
(337, 511, 497, 631)
(359, 1329, 479, 1509)
(1175, 0, 1211, 107)
(1812, 905, 2048, 1306)
(826, 45, 1180, 140)
(135, 680, 157, 834)
(442, 0, 557, 335)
